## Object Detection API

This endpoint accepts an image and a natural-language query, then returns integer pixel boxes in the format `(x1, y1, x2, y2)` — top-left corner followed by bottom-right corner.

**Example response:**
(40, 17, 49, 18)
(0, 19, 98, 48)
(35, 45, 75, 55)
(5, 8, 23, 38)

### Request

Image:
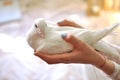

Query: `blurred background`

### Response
(0, 0, 120, 80)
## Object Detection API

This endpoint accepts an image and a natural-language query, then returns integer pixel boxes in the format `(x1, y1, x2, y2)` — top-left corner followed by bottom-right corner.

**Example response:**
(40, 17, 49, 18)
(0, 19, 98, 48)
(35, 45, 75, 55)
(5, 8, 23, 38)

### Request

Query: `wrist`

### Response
(100, 60, 115, 75)
(91, 53, 115, 75)
(98, 55, 106, 68)
(91, 52, 105, 68)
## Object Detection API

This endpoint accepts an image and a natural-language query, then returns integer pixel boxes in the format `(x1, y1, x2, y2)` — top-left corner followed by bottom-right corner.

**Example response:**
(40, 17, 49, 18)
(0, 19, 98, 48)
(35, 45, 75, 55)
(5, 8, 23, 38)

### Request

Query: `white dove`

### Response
(27, 18, 120, 64)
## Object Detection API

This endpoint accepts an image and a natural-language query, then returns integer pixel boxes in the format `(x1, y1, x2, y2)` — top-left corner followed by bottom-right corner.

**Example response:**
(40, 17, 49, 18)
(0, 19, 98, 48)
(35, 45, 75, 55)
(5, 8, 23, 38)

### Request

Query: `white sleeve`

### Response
(109, 61, 120, 80)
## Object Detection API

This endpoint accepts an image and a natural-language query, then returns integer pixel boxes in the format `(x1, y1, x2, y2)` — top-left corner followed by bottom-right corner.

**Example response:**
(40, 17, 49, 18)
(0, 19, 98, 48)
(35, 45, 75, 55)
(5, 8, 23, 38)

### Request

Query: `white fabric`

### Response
(109, 62, 120, 80)
(0, 34, 87, 80)
(0, 53, 87, 80)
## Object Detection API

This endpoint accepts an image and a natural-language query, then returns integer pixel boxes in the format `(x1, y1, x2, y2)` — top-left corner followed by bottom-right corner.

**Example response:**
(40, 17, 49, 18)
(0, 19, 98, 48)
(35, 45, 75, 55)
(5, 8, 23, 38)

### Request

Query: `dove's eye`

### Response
(35, 24, 37, 28)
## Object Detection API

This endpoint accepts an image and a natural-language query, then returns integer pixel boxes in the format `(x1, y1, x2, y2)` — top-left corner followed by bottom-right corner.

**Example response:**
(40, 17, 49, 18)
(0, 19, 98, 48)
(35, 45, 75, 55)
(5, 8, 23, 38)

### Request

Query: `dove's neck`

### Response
(44, 27, 51, 35)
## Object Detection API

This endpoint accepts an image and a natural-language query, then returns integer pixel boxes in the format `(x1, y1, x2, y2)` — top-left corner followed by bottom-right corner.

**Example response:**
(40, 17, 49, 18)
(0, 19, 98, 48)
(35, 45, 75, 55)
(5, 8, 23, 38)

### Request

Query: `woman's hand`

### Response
(34, 34, 105, 67)
(34, 19, 115, 75)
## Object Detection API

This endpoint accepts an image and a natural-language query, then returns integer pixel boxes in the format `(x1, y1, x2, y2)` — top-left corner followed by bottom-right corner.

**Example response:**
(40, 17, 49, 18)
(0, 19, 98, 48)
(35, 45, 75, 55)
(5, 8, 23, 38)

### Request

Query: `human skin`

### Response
(34, 19, 115, 75)
(57, 19, 83, 28)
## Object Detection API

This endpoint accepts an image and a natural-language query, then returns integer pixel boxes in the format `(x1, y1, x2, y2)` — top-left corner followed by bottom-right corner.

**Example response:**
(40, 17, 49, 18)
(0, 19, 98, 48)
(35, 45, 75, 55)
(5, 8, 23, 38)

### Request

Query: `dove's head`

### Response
(33, 18, 47, 37)
(28, 18, 47, 39)
(26, 18, 47, 50)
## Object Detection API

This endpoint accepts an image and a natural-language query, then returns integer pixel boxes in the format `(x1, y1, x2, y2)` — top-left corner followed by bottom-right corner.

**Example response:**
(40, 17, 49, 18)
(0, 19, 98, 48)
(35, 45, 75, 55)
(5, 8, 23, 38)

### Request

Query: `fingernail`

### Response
(57, 20, 62, 23)
(61, 33, 67, 38)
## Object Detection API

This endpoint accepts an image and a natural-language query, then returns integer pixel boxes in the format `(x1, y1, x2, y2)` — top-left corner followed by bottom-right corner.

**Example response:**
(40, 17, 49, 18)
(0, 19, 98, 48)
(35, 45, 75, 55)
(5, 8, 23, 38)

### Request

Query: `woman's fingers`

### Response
(62, 34, 86, 50)
(34, 34, 93, 64)
(57, 19, 83, 28)
(57, 19, 69, 26)
(34, 51, 71, 64)
(34, 34, 95, 64)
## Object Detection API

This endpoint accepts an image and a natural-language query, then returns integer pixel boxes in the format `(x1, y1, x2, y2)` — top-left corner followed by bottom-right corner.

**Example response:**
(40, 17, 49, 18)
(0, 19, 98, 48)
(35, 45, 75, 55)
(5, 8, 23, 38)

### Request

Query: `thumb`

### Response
(61, 33, 84, 49)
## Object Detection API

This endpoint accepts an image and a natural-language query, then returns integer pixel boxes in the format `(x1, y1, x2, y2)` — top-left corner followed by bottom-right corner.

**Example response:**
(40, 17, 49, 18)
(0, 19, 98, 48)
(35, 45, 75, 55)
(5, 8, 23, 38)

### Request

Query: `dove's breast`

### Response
(36, 27, 91, 54)
(27, 29, 44, 51)
(37, 31, 73, 54)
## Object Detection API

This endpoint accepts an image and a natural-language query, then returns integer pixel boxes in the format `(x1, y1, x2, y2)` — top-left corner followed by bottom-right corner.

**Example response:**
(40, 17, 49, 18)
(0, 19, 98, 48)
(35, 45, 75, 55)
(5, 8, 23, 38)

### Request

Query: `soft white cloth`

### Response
(0, 34, 87, 80)
(109, 61, 120, 80)
(0, 52, 87, 80)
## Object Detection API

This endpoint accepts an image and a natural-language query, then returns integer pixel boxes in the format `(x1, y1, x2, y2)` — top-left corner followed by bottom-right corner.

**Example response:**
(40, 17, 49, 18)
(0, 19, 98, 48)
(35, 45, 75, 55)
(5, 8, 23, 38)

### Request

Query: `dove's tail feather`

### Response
(91, 23, 119, 44)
